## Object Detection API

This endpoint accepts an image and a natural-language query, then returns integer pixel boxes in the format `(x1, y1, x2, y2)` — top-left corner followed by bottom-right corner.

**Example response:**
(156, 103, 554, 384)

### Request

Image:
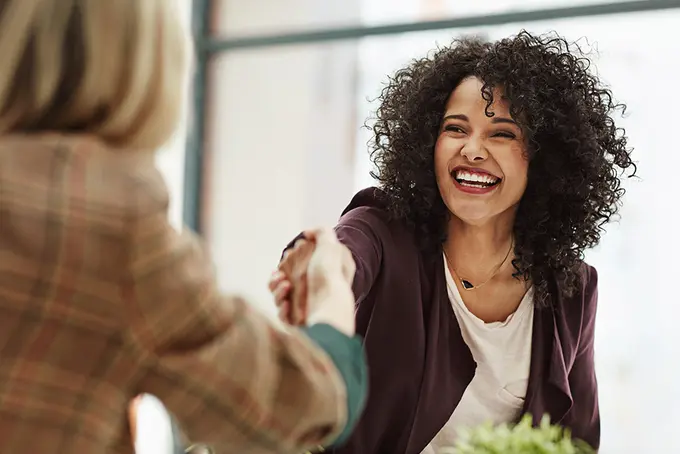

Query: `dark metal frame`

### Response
(184, 0, 680, 231)
(183, 0, 211, 233)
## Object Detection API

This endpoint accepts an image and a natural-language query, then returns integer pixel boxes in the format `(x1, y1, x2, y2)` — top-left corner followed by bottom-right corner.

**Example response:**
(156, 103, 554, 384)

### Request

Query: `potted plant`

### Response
(440, 415, 595, 454)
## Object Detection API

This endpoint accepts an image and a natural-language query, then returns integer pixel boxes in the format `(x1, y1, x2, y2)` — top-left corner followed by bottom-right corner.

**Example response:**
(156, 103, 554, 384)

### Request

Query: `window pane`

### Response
(202, 42, 361, 316)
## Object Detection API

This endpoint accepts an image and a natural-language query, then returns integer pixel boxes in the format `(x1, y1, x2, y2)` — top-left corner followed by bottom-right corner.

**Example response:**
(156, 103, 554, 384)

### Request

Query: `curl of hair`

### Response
(369, 30, 635, 306)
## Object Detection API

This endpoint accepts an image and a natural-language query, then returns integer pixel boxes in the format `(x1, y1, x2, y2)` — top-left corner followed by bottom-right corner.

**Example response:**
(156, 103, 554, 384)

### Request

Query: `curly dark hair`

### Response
(369, 30, 635, 306)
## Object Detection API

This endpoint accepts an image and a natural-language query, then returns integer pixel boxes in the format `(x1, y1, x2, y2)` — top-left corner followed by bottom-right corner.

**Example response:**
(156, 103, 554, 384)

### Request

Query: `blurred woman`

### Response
(271, 31, 635, 453)
(0, 1, 366, 453)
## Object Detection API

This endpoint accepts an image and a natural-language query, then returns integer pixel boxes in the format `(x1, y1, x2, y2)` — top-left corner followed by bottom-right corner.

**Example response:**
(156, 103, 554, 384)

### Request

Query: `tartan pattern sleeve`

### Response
(121, 164, 349, 453)
(0, 134, 350, 454)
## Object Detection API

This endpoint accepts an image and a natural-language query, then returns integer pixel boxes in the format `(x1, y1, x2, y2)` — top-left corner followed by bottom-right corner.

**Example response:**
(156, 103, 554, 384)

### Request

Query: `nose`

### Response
(460, 139, 488, 162)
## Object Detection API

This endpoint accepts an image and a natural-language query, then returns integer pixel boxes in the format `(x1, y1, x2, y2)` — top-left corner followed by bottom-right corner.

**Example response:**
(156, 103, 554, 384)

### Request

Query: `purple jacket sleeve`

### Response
(334, 207, 384, 306)
(567, 264, 600, 451)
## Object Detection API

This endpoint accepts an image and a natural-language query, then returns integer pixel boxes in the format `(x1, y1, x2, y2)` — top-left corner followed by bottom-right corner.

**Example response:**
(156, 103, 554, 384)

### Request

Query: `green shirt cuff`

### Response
(302, 324, 367, 447)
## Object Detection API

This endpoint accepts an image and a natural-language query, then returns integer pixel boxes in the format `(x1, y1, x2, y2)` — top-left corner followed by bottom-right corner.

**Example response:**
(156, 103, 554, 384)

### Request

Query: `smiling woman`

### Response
(435, 78, 529, 227)
(270, 30, 635, 454)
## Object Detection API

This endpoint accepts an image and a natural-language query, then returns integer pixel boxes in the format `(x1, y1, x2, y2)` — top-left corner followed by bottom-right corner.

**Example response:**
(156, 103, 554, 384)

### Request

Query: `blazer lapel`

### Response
(547, 306, 574, 423)
(523, 302, 573, 425)
(403, 253, 476, 454)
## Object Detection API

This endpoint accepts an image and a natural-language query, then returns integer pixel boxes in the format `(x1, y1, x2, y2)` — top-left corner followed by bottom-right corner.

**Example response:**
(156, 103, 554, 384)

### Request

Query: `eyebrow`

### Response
(442, 113, 518, 126)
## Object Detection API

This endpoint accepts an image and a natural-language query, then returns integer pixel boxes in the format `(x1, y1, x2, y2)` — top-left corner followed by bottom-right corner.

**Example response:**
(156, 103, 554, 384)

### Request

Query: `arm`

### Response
(122, 171, 366, 453)
(567, 264, 600, 451)
(334, 207, 384, 305)
(276, 207, 384, 449)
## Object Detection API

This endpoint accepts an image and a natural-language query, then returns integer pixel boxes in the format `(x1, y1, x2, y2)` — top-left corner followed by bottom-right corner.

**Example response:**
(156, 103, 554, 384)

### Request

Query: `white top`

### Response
(421, 257, 535, 453)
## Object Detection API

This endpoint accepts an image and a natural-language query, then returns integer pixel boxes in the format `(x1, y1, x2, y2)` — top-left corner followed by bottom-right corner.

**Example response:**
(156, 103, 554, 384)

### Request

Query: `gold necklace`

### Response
(444, 240, 514, 291)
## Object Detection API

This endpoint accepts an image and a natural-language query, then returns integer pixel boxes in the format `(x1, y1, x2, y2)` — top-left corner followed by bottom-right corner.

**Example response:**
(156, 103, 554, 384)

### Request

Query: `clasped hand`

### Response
(269, 228, 356, 336)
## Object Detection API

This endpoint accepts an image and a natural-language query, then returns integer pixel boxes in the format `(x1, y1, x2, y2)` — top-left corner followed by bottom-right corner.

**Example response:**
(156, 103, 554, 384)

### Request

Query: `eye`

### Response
(444, 125, 465, 134)
(492, 131, 516, 139)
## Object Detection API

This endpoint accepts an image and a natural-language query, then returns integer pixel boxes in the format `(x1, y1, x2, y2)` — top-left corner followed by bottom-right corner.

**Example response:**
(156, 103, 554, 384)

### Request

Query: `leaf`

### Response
(445, 414, 595, 454)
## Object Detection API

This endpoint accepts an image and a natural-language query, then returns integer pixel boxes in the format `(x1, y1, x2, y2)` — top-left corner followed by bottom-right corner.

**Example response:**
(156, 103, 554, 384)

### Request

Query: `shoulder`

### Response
(72, 137, 170, 226)
(552, 261, 599, 335)
(77, 139, 169, 218)
(0, 134, 165, 224)
(578, 261, 598, 319)
(18, 134, 169, 230)
(339, 188, 389, 224)
(580, 262, 598, 296)
(336, 188, 428, 269)
(337, 187, 414, 246)
(553, 261, 598, 309)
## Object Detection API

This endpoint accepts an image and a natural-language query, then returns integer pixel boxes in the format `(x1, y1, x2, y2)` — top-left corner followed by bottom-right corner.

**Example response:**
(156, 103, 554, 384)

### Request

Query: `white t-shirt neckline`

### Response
(420, 255, 535, 454)
(444, 262, 534, 329)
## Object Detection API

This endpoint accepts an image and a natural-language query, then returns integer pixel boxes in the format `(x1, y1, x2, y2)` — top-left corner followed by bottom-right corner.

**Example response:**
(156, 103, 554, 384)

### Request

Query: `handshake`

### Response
(268, 228, 357, 337)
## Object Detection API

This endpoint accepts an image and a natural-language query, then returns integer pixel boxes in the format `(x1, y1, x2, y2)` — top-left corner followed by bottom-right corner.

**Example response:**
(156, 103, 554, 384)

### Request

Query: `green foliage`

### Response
(440, 415, 595, 454)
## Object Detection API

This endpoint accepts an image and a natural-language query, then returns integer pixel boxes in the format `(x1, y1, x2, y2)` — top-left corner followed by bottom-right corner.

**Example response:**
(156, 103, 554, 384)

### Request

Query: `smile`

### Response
(451, 168, 502, 194)
(452, 169, 501, 188)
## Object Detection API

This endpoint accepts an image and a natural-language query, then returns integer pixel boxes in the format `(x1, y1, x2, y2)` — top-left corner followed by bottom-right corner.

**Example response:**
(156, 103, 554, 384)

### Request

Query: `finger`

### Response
(273, 281, 291, 305)
(292, 238, 307, 248)
(283, 300, 293, 324)
(268, 271, 286, 291)
(128, 396, 142, 442)
(277, 300, 292, 323)
(281, 239, 309, 265)
(273, 282, 291, 305)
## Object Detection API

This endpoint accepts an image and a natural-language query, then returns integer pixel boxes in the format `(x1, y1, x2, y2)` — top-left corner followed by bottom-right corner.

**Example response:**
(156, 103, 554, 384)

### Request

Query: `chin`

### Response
(446, 201, 491, 223)
(452, 212, 495, 226)
(448, 199, 520, 227)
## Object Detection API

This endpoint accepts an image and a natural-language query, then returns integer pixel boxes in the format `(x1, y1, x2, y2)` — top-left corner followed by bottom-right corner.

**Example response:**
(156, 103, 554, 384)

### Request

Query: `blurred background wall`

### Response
(160, 1, 680, 452)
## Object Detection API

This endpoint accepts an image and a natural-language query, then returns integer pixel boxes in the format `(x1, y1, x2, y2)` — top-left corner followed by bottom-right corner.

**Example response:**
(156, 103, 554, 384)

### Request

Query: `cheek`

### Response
(499, 145, 528, 177)
(501, 156, 529, 193)
(433, 141, 446, 175)
(434, 136, 457, 174)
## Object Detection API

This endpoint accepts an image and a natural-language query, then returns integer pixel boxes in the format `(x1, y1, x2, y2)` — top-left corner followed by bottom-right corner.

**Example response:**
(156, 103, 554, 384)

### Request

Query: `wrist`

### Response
(308, 270, 346, 295)
(307, 282, 355, 336)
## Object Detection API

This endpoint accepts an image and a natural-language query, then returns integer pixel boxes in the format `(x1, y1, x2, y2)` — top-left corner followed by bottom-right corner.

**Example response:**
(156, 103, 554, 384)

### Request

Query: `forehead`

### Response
(444, 76, 511, 116)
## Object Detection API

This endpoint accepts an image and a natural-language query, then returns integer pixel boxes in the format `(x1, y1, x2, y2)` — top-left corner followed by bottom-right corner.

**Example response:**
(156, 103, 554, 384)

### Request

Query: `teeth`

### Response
(454, 170, 499, 185)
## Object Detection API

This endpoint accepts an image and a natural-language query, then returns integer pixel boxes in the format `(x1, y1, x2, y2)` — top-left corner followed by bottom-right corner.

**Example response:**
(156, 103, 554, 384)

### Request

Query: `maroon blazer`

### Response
(291, 188, 600, 454)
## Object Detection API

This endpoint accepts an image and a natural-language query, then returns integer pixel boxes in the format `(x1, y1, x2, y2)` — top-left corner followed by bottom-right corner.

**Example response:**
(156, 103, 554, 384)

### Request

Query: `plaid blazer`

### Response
(0, 134, 347, 453)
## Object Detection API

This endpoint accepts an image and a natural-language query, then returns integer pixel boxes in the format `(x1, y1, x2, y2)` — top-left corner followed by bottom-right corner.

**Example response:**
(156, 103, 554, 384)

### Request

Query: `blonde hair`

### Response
(0, 0, 190, 149)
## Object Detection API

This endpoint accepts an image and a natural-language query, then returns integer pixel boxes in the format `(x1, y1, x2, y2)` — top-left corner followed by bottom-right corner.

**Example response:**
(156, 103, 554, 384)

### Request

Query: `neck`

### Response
(443, 216, 514, 276)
